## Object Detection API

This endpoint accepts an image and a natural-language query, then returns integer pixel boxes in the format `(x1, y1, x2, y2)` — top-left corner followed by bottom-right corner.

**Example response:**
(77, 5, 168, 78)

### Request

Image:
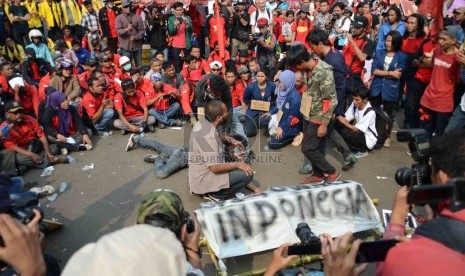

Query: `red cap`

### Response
(257, 18, 268, 27)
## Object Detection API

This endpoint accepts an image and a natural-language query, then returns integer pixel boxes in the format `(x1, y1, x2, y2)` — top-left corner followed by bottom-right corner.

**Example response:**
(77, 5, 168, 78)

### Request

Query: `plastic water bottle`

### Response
(67, 155, 76, 164)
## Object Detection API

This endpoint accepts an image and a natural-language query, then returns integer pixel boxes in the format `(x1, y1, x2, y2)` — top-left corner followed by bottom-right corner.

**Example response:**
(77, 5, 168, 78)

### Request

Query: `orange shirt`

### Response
(230, 81, 245, 107)
(180, 82, 194, 115)
(1, 115, 45, 150)
(291, 19, 313, 48)
(114, 91, 147, 119)
(81, 91, 103, 119)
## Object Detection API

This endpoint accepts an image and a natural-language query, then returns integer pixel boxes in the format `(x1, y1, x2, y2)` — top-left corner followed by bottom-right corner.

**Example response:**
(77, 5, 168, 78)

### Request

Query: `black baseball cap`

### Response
(5, 101, 24, 113)
(353, 16, 369, 29)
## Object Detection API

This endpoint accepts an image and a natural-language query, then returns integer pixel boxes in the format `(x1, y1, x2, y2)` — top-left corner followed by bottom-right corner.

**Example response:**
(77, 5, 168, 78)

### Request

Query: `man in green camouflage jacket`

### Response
(286, 44, 340, 185)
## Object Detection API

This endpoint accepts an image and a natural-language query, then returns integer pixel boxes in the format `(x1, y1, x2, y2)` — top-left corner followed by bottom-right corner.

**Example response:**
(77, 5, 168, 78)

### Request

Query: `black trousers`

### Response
(336, 123, 367, 152)
(301, 120, 336, 177)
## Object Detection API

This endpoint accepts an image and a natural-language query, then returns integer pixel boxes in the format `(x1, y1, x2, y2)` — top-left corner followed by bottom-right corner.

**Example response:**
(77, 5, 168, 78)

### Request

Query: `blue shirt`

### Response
(376, 21, 406, 51)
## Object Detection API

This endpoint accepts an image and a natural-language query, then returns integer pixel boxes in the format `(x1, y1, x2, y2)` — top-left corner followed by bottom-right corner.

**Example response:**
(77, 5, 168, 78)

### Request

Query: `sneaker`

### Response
(292, 132, 304, 146)
(203, 193, 221, 202)
(50, 155, 68, 164)
(383, 138, 391, 148)
(300, 174, 325, 185)
(30, 185, 56, 196)
(60, 148, 68, 155)
(84, 144, 93, 151)
(148, 125, 155, 133)
(125, 134, 138, 152)
(342, 155, 357, 171)
(171, 119, 183, 127)
(325, 171, 341, 184)
(143, 154, 159, 163)
(298, 164, 313, 175)
(353, 151, 369, 159)
(158, 123, 166, 129)
(406, 151, 412, 156)
(121, 129, 127, 135)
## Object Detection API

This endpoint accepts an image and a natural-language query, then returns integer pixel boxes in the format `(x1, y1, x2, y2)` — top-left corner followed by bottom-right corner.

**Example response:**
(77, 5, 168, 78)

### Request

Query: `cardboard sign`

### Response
(300, 92, 312, 117)
(197, 107, 205, 121)
(250, 100, 271, 112)
(196, 181, 382, 258)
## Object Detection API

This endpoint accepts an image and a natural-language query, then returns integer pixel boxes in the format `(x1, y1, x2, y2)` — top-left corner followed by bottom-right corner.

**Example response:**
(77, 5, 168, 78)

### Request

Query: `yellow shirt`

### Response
(22, 1, 42, 28)
(39, 1, 62, 28)
(2, 44, 25, 63)
(60, 0, 82, 26)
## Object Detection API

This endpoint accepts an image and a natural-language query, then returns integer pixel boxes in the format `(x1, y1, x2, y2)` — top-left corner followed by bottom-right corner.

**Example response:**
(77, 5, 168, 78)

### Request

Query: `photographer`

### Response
(377, 130, 465, 274)
(230, 0, 250, 59)
(145, 4, 168, 60)
(328, 3, 351, 42)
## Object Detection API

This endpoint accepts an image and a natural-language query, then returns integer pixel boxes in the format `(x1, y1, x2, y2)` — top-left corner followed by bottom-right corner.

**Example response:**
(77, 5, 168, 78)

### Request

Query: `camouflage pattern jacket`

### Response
(304, 59, 338, 125)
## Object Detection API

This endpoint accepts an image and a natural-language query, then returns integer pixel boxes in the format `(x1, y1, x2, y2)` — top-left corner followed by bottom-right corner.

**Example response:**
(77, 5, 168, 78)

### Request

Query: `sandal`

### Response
(30, 185, 56, 196)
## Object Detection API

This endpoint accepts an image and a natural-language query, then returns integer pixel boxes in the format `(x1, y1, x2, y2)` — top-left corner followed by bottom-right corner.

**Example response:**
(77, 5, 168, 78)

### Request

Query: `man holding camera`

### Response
(115, 0, 144, 67)
(230, 0, 250, 59)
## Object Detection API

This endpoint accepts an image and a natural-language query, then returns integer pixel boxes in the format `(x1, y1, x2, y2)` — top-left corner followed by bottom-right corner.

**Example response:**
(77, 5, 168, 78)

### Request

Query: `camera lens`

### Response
(395, 167, 412, 187)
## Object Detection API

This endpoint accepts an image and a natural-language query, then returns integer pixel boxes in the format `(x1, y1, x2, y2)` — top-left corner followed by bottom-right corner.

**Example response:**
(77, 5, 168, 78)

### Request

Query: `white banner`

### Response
(195, 181, 383, 258)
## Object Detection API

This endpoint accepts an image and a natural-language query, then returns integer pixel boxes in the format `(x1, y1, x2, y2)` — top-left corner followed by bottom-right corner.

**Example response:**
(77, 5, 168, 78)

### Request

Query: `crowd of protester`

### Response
(0, 0, 465, 274)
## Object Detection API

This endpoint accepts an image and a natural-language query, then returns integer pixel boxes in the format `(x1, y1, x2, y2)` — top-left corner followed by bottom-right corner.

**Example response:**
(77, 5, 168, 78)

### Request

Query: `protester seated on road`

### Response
(335, 87, 377, 159)
(80, 76, 115, 135)
(188, 100, 260, 201)
(135, 189, 204, 275)
(209, 61, 223, 76)
(263, 70, 302, 149)
(7, 74, 39, 117)
(49, 59, 82, 108)
(42, 91, 93, 154)
(144, 57, 163, 79)
(242, 68, 277, 137)
(2, 173, 39, 200)
(162, 61, 185, 91)
(20, 48, 52, 88)
(62, 225, 187, 276)
(113, 79, 156, 135)
(125, 134, 188, 179)
(92, 68, 122, 101)
(147, 73, 183, 128)
(0, 101, 68, 173)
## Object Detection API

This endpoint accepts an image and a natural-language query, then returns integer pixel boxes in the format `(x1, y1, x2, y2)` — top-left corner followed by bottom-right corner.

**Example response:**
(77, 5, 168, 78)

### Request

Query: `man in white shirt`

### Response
(335, 87, 377, 158)
(250, 0, 273, 34)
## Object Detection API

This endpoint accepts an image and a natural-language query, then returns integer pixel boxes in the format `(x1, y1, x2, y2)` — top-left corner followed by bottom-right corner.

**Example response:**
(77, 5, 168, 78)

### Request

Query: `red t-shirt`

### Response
(172, 20, 187, 49)
(144, 84, 177, 111)
(207, 16, 227, 48)
(274, 16, 284, 42)
(420, 48, 460, 113)
(81, 91, 103, 119)
(1, 115, 45, 150)
(401, 36, 425, 54)
(343, 36, 368, 74)
(180, 83, 194, 115)
(297, 83, 307, 95)
(291, 19, 312, 47)
(78, 71, 92, 93)
(30, 63, 41, 81)
(230, 81, 245, 107)
(107, 8, 117, 38)
(415, 40, 438, 83)
(114, 91, 146, 118)
(19, 84, 39, 116)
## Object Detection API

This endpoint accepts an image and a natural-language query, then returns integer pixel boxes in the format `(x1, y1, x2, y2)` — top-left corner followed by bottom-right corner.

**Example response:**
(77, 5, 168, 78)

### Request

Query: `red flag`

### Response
(418, 0, 444, 37)
(214, 0, 225, 60)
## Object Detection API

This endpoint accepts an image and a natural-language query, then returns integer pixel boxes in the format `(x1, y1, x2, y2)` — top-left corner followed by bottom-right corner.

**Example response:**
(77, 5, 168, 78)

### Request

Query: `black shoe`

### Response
(342, 155, 357, 171)
(158, 123, 166, 129)
(143, 154, 159, 163)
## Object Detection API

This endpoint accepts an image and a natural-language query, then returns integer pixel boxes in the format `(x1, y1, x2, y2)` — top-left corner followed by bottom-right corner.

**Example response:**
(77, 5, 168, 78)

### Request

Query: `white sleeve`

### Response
(355, 110, 376, 133)
(340, 18, 351, 32)
(250, 11, 256, 26)
(344, 102, 355, 122)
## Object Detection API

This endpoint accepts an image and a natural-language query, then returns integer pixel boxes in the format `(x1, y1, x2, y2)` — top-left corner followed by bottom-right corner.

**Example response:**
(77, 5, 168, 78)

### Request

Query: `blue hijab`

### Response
(276, 70, 296, 109)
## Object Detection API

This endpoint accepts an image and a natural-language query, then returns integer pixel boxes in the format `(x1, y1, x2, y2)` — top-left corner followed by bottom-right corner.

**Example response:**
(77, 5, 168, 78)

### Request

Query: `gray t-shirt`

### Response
(188, 120, 229, 194)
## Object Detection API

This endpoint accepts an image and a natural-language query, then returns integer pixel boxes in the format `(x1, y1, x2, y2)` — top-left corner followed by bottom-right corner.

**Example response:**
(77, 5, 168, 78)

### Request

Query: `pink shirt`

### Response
(172, 21, 187, 49)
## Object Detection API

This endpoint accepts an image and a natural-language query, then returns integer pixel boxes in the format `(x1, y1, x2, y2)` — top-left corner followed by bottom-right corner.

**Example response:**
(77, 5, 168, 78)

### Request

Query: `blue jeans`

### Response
(231, 106, 249, 148)
(137, 137, 188, 179)
(445, 105, 465, 133)
(149, 102, 180, 125)
(10, 176, 37, 200)
(93, 109, 115, 131)
(119, 48, 142, 68)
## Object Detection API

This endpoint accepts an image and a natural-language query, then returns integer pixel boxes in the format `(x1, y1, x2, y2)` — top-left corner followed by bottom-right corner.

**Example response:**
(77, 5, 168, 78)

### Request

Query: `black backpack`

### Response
(360, 106, 392, 149)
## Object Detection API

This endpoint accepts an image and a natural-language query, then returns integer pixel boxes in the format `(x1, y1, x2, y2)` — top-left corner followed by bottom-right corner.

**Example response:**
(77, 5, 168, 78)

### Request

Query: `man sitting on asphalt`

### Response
(147, 73, 183, 128)
(0, 101, 67, 173)
(125, 134, 188, 179)
(113, 79, 156, 134)
(188, 100, 260, 201)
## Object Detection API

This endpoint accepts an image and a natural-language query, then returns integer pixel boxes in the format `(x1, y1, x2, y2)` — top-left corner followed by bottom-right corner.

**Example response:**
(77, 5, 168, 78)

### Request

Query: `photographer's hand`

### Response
(389, 186, 410, 228)
(322, 232, 368, 276)
(264, 243, 297, 276)
(183, 217, 201, 269)
(0, 211, 46, 276)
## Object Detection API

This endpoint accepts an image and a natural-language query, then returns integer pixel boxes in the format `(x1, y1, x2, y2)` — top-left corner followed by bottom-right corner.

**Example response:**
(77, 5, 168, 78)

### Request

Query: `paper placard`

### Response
(197, 107, 205, 121)
(8, 76, 24, 88)
(300, 92, 312, 117)
(250, 100, 270, 112)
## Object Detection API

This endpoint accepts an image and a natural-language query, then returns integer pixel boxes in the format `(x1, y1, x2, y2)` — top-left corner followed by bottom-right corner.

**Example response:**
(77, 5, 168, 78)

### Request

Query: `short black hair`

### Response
(72, 39, 80, 46)
(172, 1, 184, 9)
(121, 78, 135, 89)
(319, 0, 329, 4)
(87, 76, 100, 89)
(387, 30, 403, 52)
(286, 44, 311, 68)
(91, 68, 104, 78)
(205, 100, 225, 123)
(209, 74, 229, 96)
(353, 87, 370, 100)
(329, 2, 346, 13)
(63, 25, 73, 31)
(307, 29, 331, 46)
(0, 62, 12, 71)
(286, 10, 294, 17)
(225, 67, 237, 76)
(83, 0, 92, 6)
(162, 61, 174, 70)
(430, 130, 465, 178)
(183, 55, 195, 64)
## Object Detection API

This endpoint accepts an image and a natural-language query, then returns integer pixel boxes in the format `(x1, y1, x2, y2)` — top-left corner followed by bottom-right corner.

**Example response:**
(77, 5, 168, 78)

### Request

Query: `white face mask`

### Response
(107, 3, 114, 8)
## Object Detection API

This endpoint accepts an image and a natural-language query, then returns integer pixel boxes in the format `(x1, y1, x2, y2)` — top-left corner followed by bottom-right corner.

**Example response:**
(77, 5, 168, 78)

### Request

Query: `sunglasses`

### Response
(9, 110, 23, 115)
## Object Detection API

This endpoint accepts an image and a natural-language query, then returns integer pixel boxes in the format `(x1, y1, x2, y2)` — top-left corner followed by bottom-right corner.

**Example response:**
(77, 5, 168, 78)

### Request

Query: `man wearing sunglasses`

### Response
(1, 101, 68, 173)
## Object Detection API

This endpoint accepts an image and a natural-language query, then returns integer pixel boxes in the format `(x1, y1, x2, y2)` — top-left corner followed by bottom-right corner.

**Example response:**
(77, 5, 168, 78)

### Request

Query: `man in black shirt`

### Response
(230, 0, 250, 58)
(9, 0, 30, 46)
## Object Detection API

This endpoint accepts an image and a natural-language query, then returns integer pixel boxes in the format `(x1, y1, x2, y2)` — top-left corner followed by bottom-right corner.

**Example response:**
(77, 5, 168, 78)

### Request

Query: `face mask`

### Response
(123, 64, 132, 71)
(108, 3, 114, 8)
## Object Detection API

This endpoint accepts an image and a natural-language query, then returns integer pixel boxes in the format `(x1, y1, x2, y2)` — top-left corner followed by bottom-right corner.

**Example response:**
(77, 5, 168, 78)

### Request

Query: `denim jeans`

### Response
(137, 137, 188, 179)
(114, 116, 156, 131)
(445, 105, 465, 133)
(231, 106, 249, 148)
(119, 48, 142, 68)
(93, 109, 115, 131)
(210, 169, 254, 199)
(10, 176, 37, 200)
(149, 102, 180, 125)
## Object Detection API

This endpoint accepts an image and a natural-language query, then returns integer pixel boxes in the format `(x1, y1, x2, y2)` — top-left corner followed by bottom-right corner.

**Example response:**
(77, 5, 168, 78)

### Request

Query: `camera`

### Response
(332, 12, 340, 21)
(395, 129, 431, 187)
(287, 223, 321, 255)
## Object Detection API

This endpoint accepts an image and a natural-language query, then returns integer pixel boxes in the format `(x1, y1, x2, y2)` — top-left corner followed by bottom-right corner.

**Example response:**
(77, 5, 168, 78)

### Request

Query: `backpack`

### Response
(254, 8, 271, 28)
(363, 107, 392, 149)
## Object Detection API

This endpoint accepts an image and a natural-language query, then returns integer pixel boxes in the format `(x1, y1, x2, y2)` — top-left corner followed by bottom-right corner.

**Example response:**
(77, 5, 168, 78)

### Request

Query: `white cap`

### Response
(119, 56, 130, 66)
(210, 61, 222, 69)
(62, 225, 186, 276)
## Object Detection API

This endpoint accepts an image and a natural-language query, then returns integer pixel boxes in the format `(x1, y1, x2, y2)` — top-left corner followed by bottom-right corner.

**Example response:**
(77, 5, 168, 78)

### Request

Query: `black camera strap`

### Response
(414, 214, 465, 254)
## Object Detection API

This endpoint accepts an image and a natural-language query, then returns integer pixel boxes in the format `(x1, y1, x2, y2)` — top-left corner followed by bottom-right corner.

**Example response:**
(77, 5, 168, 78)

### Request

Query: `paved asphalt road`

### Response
(23, 123, 413, 275)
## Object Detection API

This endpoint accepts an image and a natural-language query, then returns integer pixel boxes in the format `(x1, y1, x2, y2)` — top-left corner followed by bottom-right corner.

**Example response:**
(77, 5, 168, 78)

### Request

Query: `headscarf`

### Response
(276, 70, 296, 109)
(46, 91, 71, 135)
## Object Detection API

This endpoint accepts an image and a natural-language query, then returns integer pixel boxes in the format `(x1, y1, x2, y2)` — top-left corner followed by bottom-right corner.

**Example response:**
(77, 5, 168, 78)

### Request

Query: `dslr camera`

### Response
(331, 12, 340, 21)
(395, 129, 431, 187)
